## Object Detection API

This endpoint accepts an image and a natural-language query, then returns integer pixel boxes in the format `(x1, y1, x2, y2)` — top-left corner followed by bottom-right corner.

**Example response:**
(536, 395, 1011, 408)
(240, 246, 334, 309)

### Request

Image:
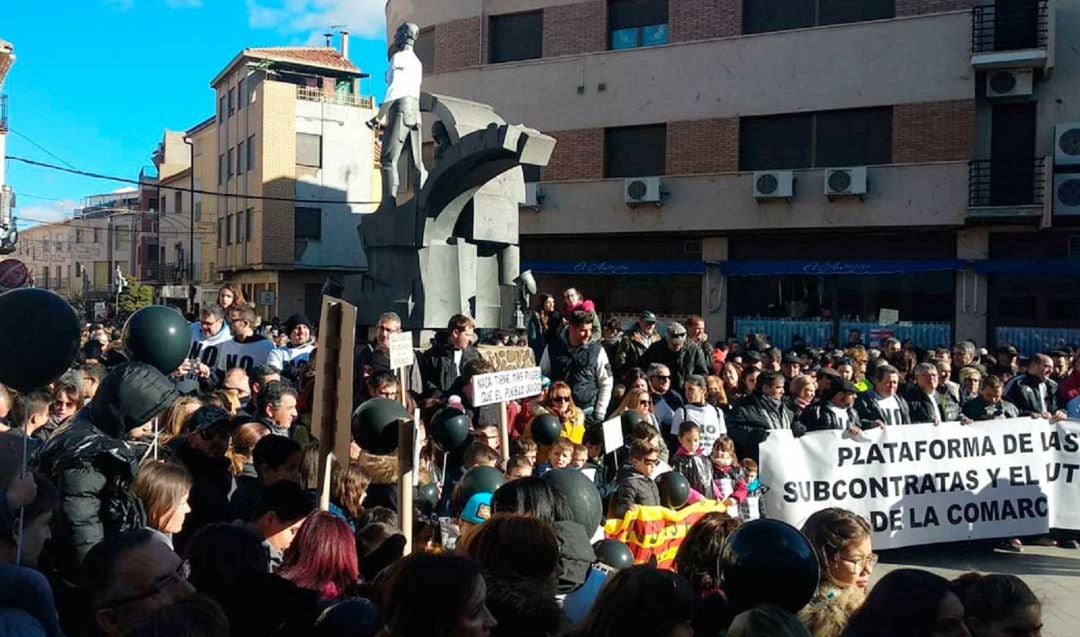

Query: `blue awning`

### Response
(522, 260, 704, 276)
(974, 259, 1080, 276)
(716, 260, 966, 277)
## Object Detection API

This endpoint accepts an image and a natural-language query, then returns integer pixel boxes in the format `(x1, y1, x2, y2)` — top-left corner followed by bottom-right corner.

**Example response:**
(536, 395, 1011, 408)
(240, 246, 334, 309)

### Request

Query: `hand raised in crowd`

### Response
(196, 362, 212, 379)
(845, 426, 864, 438)
(1051, 410, 1068, 424)
(6, 472, 37, 510)
(173, 359, 192, 377)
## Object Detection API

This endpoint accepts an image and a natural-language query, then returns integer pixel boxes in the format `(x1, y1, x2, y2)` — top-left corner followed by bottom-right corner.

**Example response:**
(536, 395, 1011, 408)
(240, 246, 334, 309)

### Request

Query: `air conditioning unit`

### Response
(753, 170, 795, 200)
(520, 182, 543, 210)
(624, 177, 664, 206)
(986, 68, 1034, 99)
(1054, 174, 1080, 215)
(1055, 123, 1080, 166)
(824, 167, 868, 199)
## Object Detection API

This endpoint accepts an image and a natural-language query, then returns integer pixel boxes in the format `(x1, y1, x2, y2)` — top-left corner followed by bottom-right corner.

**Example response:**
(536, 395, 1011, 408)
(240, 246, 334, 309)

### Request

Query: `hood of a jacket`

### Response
(36, 411, 139, 477)
(554, 519, 596, 594)
(90, 361, 180, 439)
(359, 451, 398, 485)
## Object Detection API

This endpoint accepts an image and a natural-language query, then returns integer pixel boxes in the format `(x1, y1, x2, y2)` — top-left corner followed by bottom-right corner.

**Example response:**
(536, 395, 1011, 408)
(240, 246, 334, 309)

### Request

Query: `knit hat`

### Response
(284, 314, 313, 334)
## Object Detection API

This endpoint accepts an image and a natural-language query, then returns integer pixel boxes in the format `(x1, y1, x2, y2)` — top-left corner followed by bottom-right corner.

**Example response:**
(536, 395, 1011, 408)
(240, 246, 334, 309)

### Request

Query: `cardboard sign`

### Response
(878, 308, 899, 325)
(388, 331, 414, 370)
(601, 417, 624, 455)
(472, 366, 543, 406)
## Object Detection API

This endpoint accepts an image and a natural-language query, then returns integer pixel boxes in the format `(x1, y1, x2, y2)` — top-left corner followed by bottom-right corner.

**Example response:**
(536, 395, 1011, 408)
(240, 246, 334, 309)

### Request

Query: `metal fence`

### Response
(733, 318, 953, 350)
(972, 0, 1049, 53)
(995, 326, 1080, 355)
(968, 158, 1047, 208)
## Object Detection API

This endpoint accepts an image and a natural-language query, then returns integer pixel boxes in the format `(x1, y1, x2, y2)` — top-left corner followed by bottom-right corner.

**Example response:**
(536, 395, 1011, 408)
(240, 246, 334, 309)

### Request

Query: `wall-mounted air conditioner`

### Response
(753, 170, 795, 200)
(624, 176, 664, 207)
(986, 68, 1034, 99)
(824, 167, 869, 199)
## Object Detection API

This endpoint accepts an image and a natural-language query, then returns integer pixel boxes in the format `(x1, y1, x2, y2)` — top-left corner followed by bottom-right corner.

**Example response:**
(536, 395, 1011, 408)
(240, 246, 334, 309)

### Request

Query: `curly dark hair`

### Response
(673, 511, 741, 593)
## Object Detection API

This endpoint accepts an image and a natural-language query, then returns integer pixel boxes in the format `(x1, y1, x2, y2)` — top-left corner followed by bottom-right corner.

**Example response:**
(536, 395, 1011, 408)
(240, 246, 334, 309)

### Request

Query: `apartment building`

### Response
(209, 40, 379, 321)
(387, 0, 1080, 347)
(1, 38, 16, 254)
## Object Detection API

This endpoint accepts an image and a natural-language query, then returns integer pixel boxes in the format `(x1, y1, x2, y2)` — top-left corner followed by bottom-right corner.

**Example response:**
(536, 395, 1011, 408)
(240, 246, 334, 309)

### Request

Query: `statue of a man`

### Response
(368, 23, 426, 200)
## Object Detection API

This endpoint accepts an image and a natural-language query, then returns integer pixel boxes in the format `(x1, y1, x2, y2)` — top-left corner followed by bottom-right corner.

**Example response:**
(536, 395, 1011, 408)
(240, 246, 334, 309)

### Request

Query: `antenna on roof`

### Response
(323, 32, 333, 47)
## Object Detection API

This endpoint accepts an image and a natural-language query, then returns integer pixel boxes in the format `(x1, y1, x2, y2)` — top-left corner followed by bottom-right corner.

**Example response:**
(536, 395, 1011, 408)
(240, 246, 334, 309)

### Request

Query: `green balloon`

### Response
(458, 466, 506, 502)
(543, 468, 603, 537)
(593, 539, 634, 570)
(530, 413, 562, 446)
(431, 408, 470, 451)
(351, 398, 409, 454)
(122, 305, 191, 375)
(415, 482, 439, 516)
(657, 471, 690, 509)
(0, 289, 80, 392)
(621, 410, 646, 438)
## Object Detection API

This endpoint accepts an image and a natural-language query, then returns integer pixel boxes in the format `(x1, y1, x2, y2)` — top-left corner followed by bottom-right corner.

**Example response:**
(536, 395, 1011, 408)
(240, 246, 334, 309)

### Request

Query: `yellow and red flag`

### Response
(603, 499, 728, 570)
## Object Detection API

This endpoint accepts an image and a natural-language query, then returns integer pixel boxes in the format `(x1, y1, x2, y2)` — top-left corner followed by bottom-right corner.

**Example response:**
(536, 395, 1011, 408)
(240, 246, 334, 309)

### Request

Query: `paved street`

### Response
(875, 544, 1080, 636)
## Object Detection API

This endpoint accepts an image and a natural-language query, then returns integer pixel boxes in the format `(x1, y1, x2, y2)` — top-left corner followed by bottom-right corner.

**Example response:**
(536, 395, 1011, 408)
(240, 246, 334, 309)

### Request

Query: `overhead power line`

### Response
(8, 156, 381, 205)
(8, 129, 80, 170)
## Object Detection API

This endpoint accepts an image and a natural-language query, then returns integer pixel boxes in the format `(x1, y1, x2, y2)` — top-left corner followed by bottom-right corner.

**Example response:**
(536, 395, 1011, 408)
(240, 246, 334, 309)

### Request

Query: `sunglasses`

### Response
(670, 333, 687, 339)
(639, 400, 652, 406)
(552, 396, 572, 403)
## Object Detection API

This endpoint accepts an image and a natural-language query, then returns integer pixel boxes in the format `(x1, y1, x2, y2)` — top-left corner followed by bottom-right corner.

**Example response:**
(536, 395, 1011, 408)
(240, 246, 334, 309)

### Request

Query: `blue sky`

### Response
(2, 0, 389, 228)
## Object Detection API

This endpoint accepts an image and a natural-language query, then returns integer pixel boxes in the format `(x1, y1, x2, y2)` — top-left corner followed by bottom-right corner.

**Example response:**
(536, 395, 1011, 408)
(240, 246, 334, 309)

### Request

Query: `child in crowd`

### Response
(610, 439, 662, 519)
(671, 421, 712, 497)
(463, 442, 501, 471)
(516, 437, 539, 466)
(571, 443, 589, 469)
(739, 458, 766, 520)
(10, 391, 51, 454)
(582, 427, 618, 503)
(710, 437, 747, 512)
(505, 455, 533, 481)
(536, 437, 575, 475)
(226, 435, 303, 523)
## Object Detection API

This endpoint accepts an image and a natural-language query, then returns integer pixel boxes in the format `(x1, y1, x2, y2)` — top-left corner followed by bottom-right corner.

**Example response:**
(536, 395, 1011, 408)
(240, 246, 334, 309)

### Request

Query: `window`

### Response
(67, 264, 72, 279)
(227, 149, 234, 178)
(743, 0, 893, 34)
(218, 95, 225, 123)
(738, 107, 892, 171)
(174, 191, 182, 215)
(296, 133, 322, 168)
(609, 0, 669, 50)
(604, 124, 667, 178)
(247, 135, 255, 171)
(237, 141, 245, 174)
(489, 11, 543, 63)
(217, 218, 224, 247)
(75, 229, 82, 244)
(93, 228, 100, 243)
(238, 79, 245, 111)
(415, 27, 435, 71)
(160, 196, 166, 213)
(228, 88, 235, 115)
(195, 199, 202, 222)
(245, 208, 253, 241)
(75, 262, 82, 278)
(218, 154, 225, 185)
(235, 211, 242, 243)
(294, 207, 322, 240)
(226, 213, 233, 245)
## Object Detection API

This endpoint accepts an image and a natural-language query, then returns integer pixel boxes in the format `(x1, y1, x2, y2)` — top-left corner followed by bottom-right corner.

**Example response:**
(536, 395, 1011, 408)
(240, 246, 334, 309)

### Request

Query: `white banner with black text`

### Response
(760, 418, 1080, 549)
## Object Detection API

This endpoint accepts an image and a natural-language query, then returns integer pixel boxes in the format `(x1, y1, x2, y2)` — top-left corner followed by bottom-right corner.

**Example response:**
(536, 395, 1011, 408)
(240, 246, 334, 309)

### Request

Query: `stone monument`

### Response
(359, 23, 555, 331)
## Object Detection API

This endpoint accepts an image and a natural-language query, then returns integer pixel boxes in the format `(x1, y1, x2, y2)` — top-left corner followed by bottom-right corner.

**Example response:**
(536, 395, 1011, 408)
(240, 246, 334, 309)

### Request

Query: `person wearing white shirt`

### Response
(670, 375, 727, 453)
(216, 304, 274, 375)
(266, 314, 315, 376)
(368, 22, 425, 200)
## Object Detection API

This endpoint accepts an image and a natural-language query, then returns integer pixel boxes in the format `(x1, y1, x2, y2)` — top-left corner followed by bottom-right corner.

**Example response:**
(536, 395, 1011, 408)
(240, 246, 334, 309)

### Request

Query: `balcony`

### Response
(296, 85, 374, 109)
(967, 158, 1048, 222)
(971, 0, 1052, 71)
(139, 262, 184, 284)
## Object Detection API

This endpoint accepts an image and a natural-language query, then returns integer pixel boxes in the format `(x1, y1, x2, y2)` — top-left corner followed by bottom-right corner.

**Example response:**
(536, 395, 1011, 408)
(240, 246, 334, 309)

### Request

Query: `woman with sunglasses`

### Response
(797, 508, 876, 637)
(532, 381, 586, 445)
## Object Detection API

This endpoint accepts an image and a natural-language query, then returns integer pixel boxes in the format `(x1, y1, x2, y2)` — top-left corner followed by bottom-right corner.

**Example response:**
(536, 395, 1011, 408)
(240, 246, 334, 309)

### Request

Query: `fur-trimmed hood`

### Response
(358, 451, 398, 485)
(797, 585, 865, 637)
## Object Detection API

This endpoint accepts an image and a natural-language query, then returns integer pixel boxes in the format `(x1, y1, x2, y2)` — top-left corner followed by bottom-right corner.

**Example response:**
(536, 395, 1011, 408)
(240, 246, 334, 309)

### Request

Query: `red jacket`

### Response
(1060, 370, 1080, 404)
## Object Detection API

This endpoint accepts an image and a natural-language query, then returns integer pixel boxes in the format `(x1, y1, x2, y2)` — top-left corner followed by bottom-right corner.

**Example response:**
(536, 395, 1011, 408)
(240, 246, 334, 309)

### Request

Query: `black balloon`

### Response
(593, 539, 634, 570)
(620, 410, 646, 438)
(657, 471, 690, 509)
(530, 414, 562, 446)
(351, 398, 409, 455)
(430, 408, 470, 451)
(122, 305, 191, 375)
(721, 519, 820, 613)
(543, 468, 603, 537)
(0, 289, 80, 392)
(415, 482, 439, 516)
(458, 466, 506, 501)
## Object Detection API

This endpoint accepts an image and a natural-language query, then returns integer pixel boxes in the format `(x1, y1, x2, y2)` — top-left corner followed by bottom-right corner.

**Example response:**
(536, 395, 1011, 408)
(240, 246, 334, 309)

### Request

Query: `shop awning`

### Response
(973, 259, 1080, 276)
(715, 260, 966, 277)
(522, 260, 705, 276)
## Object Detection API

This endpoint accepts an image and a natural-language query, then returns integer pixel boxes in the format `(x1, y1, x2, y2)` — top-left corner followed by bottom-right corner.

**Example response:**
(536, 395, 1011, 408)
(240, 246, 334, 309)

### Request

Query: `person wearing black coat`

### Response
(727, 370, 799, 462)
(854, 364, 911, 428)
(799, 380, 862, 433)
(170, 406, 237, 553)
(963, 376, 1021, 421)
(639, 323, 709, 393)
(904, 362, 959, 425)
(1005, 353, 1067, 420)
(35, 362, 178, 578)
(419, 315, 481, 399)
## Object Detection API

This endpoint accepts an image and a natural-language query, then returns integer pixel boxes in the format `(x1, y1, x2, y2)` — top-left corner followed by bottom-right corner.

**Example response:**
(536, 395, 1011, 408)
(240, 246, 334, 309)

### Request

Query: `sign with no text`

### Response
(472, 366, 543, 406)
(389, 332, 414, 370)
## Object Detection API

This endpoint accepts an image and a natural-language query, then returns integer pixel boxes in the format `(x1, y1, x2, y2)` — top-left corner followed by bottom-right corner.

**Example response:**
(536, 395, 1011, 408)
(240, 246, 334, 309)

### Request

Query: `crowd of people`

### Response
(0, 282, 1067, 636)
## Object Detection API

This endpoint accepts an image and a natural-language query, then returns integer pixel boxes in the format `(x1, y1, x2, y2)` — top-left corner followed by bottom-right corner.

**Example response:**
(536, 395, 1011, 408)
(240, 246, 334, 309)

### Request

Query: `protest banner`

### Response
(312, 296, 356, 511)
(473, 366, 544, 463)
(761, 418, 1080, 549)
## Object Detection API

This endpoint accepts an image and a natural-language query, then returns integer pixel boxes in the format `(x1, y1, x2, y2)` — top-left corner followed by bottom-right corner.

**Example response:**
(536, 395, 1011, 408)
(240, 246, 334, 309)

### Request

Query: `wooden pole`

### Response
(498, 400, 510, 465)
(398, 411, 414, 555)
(312, 296, 356, 512)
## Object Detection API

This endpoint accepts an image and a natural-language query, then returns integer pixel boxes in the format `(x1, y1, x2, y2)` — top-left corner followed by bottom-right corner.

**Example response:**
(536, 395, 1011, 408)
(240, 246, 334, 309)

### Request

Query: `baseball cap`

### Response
(782, 353, 801, 364)
(460, 492, 493, 525)
(640, 311, 657, 324)
(188, 406, 233, 435)
(541, 375, 552, 389)
(743, 350, 762, 363)
(836, 380, 859, 394)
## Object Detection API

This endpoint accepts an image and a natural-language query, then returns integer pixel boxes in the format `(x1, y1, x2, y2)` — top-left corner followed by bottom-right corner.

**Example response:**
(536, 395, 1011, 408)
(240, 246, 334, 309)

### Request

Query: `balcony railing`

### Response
(296, 86, 374, 109)
(968, 158, 1047, 208)
(140, 263, 184, 283)
(972, 0, 1049, 53)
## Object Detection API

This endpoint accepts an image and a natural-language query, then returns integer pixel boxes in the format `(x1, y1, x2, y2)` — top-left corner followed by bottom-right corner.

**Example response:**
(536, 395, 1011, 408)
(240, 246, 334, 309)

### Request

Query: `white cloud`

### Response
(15, 199, 78, 228)
(245, 0, 386, 41)
(164, 0, 203, 8)
(103, 0, 134, 12)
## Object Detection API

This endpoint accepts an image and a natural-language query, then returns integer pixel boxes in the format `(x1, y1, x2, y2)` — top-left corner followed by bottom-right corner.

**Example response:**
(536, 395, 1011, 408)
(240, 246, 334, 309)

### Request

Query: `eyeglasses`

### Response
(640, 457, 661, 467)
(653, 375, 671, 381)
(639, 399, 652, 406)
(101, 560, 188, 609)
(552, 396, 572, 403)
(836, 553, 879, 572)
(670, 333, 687, 340)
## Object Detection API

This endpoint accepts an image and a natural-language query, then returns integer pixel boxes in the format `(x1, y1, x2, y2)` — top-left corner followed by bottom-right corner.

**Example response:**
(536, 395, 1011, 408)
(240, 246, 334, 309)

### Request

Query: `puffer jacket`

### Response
(419, 333, 481, 399)
(671, 448, 712, 496)
(610, 467, 661, 519)
(613, 329, 660, 377)
(727, 394, 798, 462)
(35, 362, 178, 575)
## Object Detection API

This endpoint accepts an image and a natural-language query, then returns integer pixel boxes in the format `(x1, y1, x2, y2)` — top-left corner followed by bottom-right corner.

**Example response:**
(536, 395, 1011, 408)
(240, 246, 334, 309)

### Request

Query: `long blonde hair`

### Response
(613, 388, 653, 417)
(133, 460, 192, 531)
(159, 396, 203, 445)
